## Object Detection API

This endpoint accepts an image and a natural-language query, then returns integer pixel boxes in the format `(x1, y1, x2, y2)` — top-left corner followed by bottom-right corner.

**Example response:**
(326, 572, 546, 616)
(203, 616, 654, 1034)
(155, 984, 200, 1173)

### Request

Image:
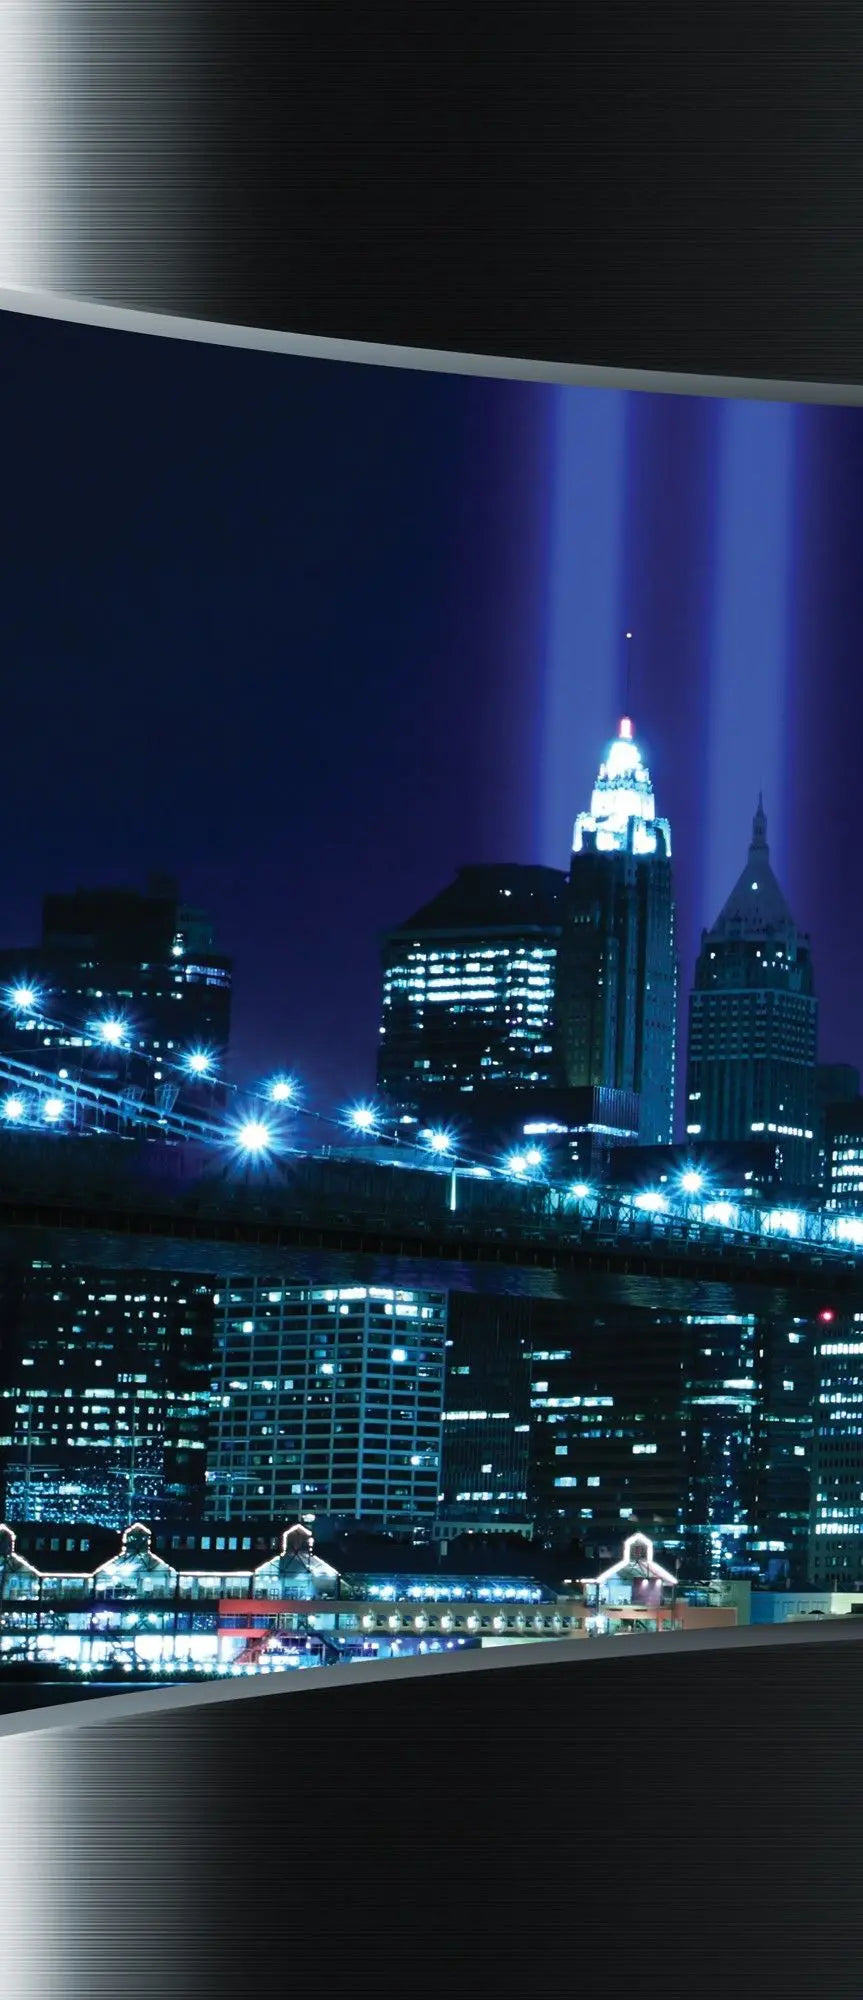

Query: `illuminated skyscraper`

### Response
(685, 801, 818, 1188)
(206, 1281, 448, 1528)
(555, 717, 677, 1145)
(377, 864, 565, 1106)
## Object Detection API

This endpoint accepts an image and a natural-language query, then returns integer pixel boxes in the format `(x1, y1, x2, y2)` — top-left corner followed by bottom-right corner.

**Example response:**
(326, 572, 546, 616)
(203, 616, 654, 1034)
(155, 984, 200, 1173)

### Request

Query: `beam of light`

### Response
(2, 1095, 25, 1122)
(236, 1119, 272, 1155)
(704, 400, 795, 927)
(680, 1170, 703, 1194)
(8, 985, 37, 1012)
(633, 1190, 667, 1213)
(348, 1104, 376, 1132)
(539, 387, 628, 865)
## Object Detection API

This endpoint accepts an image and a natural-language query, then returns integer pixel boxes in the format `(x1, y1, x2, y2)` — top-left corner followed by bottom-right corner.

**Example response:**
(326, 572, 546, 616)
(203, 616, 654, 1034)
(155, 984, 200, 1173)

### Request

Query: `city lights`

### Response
(185, 1050, 213, 1077)
(42, 1097, 64, 1123)
(8, 984, 37, 1011)
(425, 1129, 452, 1156)
(236, 1119, 272, 1155)
(2, 1095, 25, 1122)
(97, 1019, 126, 1047)
(634, 1191, 666, 1213)
(348, 1104, 376, 1132)
(524, 1146, 544, 1169)
(680, 1170, 703, 1195)
(268, 1078, 294, 1105)
(571, 1182, 592, 1200)
(506, 1153, 528, 1176)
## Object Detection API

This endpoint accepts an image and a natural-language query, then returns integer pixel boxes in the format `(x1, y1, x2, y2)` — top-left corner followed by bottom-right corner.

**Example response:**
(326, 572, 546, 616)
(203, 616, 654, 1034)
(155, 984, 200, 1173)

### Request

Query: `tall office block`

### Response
(207, 1280, 448, 1529)
(556, 717, 677, 1145)
(686, 801, 818, 1188)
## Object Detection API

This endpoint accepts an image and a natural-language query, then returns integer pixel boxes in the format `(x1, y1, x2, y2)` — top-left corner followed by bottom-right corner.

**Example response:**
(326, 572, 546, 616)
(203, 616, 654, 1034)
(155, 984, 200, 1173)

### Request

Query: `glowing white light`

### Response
(9, 985, 36, 1011)
(237, 1119, 271, 1154)
(704, 1201, 735, 1228)
(2, 1095, 25, 1122)
(42, 1097, 64, 1123)
(268, 1078, 294, 1104)
(571, 1182, 592, 1200)
(426, 1129, 452, 1156)
(391, 1347, 407, 1364)
(634, 1191, 666, 1213)
(349, 1105, 376, 1132)
(507, 1153, 528, 1176)
(680, 1171, 703, 1195)
(525, 1147, 544, 1169)
(98, 1019, 126, 1047)
(186, 1050, 213, 1076)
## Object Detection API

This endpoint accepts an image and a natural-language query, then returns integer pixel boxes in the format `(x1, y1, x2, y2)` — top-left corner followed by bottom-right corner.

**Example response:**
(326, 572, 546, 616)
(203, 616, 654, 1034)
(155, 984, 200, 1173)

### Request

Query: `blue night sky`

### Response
(0, 308, 860, 1126)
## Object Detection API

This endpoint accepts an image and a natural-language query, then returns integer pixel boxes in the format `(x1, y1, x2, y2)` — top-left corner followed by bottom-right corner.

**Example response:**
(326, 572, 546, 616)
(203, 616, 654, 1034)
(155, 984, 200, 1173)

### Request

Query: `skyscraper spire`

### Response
(751, 794, 768, 854)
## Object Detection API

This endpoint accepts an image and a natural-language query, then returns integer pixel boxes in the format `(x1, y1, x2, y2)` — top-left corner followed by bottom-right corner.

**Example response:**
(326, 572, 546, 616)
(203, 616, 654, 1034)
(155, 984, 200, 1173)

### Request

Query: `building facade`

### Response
(0, 1259, 214, 1528)
(685, 801, 818, 1189)
(0, 875, 232, 1128)
(206, 1280, 448, 1529)
(377, 862, 566, 1113)
(809, 1315, 863, 1589)
(555, 717, 677, 1146)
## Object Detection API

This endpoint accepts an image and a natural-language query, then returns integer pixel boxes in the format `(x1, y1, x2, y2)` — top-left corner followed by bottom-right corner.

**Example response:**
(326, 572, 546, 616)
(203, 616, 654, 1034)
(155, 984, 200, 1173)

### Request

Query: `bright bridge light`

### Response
(237, 1119, 272, 1154)
(426, 1129, 452, 1156)
(634, 1191, 666, 1213)
(9, 985, 36, 1011)
(98, 1019, 126, 1047)
(42, 1097, 64, 1122)
(348, 1104, 376, 1132)
(507, 1152, 528, 1176)
(525, 1147, 544, 1169)
(680, 1171, 703, 1195)
(185, 1050, 213, 1077)
(2, 1095, 25, 1122)
(268, 1078, 294, 1105)
(704, 1200, 735, 1228)
(571, 1182, 592, 1200)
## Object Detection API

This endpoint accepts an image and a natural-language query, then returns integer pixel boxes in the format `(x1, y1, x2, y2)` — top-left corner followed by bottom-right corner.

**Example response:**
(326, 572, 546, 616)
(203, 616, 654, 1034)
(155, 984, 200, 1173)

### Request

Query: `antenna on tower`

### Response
(624, 630, 634, 720)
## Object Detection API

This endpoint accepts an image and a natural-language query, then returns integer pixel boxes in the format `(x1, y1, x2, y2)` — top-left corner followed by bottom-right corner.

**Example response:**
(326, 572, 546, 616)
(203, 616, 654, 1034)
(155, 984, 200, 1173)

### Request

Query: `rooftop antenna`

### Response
(623, 630, 634, 726)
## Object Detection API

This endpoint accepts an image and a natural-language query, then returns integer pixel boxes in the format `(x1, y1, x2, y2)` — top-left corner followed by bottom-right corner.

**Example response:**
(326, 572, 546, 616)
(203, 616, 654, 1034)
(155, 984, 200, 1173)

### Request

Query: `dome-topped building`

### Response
(686, 800, 818, 1189)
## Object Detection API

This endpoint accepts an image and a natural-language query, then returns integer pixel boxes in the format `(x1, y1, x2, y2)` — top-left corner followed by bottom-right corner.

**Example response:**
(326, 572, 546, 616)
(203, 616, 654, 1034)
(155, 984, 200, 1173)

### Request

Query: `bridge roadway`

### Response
(0, 1168, 858, 1315)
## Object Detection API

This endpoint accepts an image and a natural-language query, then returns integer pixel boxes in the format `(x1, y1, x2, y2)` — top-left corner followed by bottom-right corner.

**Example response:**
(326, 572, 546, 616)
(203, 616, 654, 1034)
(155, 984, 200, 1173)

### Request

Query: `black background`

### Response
(70, 0, 863, 384)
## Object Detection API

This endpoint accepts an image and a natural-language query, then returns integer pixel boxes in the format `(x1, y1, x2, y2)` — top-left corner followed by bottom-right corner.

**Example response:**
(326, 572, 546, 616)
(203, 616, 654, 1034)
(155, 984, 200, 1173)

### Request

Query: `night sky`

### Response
(1, 308, 861, 1127)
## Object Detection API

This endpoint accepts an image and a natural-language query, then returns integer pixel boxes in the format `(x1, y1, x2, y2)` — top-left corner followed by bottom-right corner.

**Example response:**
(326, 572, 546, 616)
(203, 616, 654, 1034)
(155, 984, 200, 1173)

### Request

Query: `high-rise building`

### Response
(206, 1280, 448, 1529)
(377, 862, 566, 1112)
(685, 801, 818, 1189)
(809, 1314, 863, 1588)
(0, 875, 232, 1127)
(823, 1096, 863, 1212)
(680, 1311, 814, 1585)
(555, 717, 677, 1145)
(0, 1260, 214, 1528)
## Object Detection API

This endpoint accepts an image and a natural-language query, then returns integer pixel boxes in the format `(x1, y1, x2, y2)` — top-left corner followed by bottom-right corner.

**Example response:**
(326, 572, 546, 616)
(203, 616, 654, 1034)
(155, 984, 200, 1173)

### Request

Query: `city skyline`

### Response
(3, 312, 863, 1113)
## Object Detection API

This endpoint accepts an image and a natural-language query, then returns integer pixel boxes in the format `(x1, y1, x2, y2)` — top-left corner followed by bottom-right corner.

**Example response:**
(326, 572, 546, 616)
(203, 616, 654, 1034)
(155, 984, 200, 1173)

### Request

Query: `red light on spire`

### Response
(818, 1310, 835, 1324)
(619, 717, 633, 740)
